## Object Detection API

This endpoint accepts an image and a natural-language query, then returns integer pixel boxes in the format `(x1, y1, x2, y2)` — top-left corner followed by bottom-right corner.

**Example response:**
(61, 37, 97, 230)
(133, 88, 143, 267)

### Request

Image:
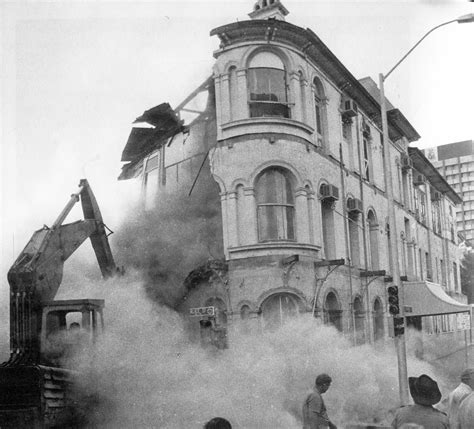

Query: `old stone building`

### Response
(119, 0, 468, 347)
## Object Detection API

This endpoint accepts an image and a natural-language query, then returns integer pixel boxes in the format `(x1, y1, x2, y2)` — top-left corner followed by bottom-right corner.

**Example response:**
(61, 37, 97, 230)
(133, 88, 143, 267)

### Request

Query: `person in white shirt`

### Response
(458, 391, 474, 428)
(447, 367, 474, 428)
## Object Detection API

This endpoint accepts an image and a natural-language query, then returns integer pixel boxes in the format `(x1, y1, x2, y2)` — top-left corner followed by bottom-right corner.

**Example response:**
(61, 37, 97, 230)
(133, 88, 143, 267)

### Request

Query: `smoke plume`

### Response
(61, 272, 453, 429)
(111, 177, 223, 309)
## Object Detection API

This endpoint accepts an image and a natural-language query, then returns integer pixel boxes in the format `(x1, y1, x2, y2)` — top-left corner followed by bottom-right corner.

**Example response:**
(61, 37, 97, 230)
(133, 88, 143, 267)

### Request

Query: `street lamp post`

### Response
(379, 13, 474, 405)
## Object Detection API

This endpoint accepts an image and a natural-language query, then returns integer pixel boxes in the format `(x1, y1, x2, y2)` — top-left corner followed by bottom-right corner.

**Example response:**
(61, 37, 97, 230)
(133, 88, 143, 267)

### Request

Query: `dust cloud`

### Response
(111, 183, 223, 309)
(53, 183, 463, 428)
(58, 272, 450, 429)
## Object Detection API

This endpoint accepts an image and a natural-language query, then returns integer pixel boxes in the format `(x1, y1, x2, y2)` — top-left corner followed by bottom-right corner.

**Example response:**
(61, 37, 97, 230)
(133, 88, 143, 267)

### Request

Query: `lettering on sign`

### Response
(456, 313, 471, 331)
(189, 306, 216, 317)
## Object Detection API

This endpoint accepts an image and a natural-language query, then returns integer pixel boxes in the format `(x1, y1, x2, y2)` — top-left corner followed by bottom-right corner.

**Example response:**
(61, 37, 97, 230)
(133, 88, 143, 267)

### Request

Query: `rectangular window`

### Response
(419, 249, 423, 280)
(402, 170, 409, 208)
(363, 138, 370, 181)
(322, 200, 336, 259)
(342, 119, 351, 140)
(440, 259, 446, 285)
(256, 169, 295, 241)
(453, 262, 459, 291)
(257, 205, 295, 241)
(143, 153, 160, 209)
(419, 190, 427, 224)
(315, 101, 322, 135)
(426, 252, 432, 281)
(248, 68, 289, 118)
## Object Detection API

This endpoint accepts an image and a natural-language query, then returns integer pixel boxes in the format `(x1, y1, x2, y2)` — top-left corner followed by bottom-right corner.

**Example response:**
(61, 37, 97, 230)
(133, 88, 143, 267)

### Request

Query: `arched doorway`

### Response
(260, 293, 302, 331)
(353, 296, 365, 345)
(373, 298, 384, 342)
(323, 292, 342, 332)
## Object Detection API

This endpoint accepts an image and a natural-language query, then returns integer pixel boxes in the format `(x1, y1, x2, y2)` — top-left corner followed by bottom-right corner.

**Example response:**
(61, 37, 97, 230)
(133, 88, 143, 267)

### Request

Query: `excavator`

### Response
(0, 179, 118, 428)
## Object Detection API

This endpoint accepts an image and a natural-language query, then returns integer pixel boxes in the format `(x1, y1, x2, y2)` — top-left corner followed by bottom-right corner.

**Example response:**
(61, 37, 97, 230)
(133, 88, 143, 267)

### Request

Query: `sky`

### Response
(1, 0, 474, 305)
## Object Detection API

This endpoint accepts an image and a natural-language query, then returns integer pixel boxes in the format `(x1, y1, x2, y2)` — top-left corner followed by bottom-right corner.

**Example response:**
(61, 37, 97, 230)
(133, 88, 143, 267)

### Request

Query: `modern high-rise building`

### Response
(424, 140, 474, 245)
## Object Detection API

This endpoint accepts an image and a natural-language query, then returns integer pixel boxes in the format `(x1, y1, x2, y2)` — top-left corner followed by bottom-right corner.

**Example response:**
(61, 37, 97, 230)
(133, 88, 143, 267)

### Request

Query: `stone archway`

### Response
(353, 296, 365, 345)
(323, 291, 342, 332)
(260, 292, 303, 331)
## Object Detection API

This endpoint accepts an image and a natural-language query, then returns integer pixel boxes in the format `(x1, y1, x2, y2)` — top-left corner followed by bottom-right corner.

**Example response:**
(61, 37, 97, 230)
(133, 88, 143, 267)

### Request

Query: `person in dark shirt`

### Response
(391, 374, 448, 429)
(204, 417, 232, 429)
(302, 373, 337, 429)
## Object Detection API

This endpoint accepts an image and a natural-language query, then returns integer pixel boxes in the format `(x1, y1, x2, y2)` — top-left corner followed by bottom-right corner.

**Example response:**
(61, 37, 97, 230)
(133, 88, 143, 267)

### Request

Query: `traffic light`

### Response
(388, 285, 400, 315)
(393, 316, 405, 337)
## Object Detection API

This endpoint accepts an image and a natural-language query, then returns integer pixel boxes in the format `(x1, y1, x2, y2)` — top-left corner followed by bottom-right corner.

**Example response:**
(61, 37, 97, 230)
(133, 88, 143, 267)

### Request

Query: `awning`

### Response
(403, 281, 471, 317)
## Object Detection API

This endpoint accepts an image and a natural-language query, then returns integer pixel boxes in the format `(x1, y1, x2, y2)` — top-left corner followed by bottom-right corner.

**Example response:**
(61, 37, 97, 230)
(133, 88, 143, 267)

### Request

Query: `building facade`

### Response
(424, 140, 474, 245)
(119, 1, 468, 347)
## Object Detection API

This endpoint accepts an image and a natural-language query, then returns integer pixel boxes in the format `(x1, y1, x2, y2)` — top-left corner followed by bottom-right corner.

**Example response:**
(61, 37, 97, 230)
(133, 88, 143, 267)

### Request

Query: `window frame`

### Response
(247, 51, 290, 119)
(255, 167, 296, 242)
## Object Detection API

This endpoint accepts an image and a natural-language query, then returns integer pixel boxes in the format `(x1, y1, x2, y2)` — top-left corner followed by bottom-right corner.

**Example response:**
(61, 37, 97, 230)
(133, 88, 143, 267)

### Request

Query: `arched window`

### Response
(299, 70, 307, 123)
(261, 293, 302, 331)
(240, 305, 251, 320)
(255, 168, 295, 241)
(353, 296, 365, 345)
(373, 298, 384, 342)
(363, 137, 372, 181)
(248, 51, 289, 118)
(313, 77, 326, 146)
(347, 199, 361, 267)
(367, 210, 379, 270)
(320, 184, 336, 259)
(305, 184, 315, 244)
(324, 292, 342, 332)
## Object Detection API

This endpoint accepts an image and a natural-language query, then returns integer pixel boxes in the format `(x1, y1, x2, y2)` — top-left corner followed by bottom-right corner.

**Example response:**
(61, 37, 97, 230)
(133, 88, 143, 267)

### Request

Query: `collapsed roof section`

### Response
(183, 259, 228, 291)
(118, 77, 214, 181)
(121, 103, 184, 163)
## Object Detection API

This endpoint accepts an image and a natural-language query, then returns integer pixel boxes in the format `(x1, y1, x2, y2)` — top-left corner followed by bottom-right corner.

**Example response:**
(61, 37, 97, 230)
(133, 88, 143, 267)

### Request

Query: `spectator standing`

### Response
(447, 368, 474, 428)
(458, 391, 474, 429)
(302, 373, 337, 429)
(391, 374, 448, 429)
(204, 417, 232, 429)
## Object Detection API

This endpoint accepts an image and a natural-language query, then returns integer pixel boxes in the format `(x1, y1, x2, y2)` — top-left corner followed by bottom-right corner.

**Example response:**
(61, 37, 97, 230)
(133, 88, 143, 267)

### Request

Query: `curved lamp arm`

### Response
(383, 13, 474, 81)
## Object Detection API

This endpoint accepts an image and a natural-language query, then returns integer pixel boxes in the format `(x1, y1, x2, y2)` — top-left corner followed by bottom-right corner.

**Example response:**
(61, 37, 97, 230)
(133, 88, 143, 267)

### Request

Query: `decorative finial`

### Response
(248, 0, 289, 21)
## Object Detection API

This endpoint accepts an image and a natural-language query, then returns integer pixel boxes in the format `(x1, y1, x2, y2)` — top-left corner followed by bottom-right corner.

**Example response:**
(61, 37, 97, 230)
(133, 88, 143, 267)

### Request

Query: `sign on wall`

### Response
(189, 306, 216, 317)
(456, 313, 471, 331)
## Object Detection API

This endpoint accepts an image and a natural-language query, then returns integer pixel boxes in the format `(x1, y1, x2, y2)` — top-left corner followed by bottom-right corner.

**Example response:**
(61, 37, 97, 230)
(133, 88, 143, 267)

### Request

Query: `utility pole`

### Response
(378, 13, 474, 405)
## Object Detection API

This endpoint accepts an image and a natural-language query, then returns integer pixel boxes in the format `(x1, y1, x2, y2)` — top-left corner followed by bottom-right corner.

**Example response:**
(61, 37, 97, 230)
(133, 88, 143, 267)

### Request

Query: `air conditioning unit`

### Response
(431, 191, 441, 201)
(342, 98, 358, 117)
(320, 184, 339, 201)
(347, 198, 363, 213)
(362, 121, 371, 138)
(401, 153, 413, 170)
(413, 174, 426, 186)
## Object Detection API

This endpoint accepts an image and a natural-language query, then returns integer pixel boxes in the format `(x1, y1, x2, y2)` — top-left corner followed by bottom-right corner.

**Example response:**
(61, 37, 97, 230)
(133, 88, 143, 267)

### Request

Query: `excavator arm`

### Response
(5, 179, 116, 364)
